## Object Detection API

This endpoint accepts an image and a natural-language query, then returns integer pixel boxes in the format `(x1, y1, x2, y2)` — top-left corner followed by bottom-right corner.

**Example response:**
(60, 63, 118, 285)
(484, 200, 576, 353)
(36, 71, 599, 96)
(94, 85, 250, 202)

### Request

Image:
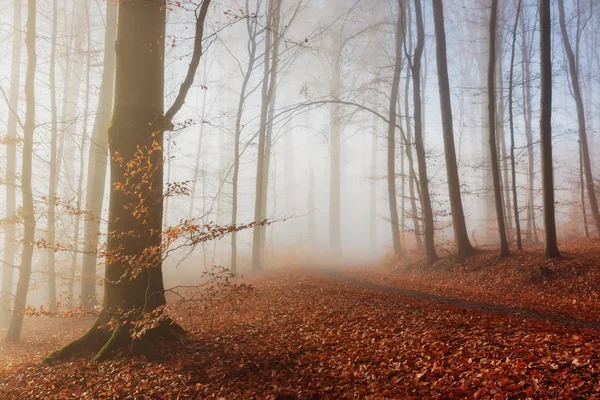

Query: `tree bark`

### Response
(508, 0, 523, 251)
(6, 0, 36, 343)
(432, 0, 474, 259)
(520, 10, 538, 243)
(412, 0, 437, 264)
(387, 0, 406, 259)
(1, 0, 22, 328)
(488, 0, 511, 258)
(558, 0, 600, 236)
(80, 1, 117, 309)
(540, 0, 560, 258)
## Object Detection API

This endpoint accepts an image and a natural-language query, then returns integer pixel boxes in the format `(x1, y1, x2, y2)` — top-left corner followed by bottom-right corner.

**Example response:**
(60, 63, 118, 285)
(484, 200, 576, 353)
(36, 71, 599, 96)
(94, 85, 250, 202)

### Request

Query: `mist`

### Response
(1, 0, 600, 397)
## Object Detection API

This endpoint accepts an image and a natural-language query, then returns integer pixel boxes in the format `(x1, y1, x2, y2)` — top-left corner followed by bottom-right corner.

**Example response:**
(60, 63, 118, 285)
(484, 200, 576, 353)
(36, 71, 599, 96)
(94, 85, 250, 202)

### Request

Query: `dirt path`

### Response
(319, 267, 600, 331)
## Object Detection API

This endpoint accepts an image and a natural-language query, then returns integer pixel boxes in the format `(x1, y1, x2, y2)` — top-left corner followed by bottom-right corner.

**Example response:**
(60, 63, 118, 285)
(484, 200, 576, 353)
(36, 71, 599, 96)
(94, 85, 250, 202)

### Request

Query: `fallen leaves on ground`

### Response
(2, 258, 600, 398)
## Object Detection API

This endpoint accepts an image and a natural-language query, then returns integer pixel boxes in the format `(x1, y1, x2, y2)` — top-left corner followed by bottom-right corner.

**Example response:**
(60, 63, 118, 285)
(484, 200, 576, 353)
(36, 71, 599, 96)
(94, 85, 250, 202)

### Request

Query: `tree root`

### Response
(43, 316, 185, 363)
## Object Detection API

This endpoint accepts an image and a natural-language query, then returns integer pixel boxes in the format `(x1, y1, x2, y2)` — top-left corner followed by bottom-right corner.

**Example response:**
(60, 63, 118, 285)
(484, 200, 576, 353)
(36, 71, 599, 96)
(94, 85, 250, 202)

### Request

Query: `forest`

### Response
(0, 0, 600, 398)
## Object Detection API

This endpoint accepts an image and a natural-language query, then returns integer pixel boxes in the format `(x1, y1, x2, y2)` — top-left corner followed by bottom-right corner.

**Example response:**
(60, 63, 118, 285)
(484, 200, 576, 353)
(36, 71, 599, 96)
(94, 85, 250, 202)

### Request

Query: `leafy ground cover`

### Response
(1, 241, 600, 399)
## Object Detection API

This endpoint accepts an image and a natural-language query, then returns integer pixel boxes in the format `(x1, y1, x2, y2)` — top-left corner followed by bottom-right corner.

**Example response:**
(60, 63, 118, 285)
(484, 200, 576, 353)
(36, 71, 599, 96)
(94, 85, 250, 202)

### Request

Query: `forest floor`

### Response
(1, 239, 600, 399)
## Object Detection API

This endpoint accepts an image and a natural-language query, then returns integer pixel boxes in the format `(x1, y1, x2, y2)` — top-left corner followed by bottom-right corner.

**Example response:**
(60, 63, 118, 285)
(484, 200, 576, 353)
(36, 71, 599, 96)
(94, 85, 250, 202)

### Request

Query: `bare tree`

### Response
(557, 0, 600, 236)
(539, 0, 560, 258)
(80, 1, 117, 309)
(488, 0, 510, 257)
(6, 0, 36, 343)
(411, 0, 437, 264)
(387, 0, 407, 259)
(432, 0, 475, 259)
(1, 0, 22, 328)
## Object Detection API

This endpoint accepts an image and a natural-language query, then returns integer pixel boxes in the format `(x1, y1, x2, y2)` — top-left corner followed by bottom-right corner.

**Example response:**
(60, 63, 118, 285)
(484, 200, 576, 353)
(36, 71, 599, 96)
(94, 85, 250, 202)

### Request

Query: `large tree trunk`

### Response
(558, 0, 600, 236)
(487, 0, 510, 258)
(412, 0, 437, 264)
(46, 0, 212, 362)
(432, 0, 474, 259)
(6, 0, 36, 343)
(387, 0, 406, 260)
(539, 0, 560, 258)
(1, 0, 22, 328)
(80, 1, 117, 309)
(508, 0, 523, 251)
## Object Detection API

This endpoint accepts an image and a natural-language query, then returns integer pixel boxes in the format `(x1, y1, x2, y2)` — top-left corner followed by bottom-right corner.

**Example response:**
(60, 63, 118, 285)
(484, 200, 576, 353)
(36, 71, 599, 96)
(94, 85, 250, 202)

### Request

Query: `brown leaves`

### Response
(3, 267, 600, 398)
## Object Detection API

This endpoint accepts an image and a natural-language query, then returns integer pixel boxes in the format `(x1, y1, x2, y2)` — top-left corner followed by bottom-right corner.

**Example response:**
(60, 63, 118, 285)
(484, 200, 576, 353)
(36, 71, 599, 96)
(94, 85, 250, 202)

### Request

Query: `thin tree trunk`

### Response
(252, 0, 278, 270)
(521, 9, 538, 243)
(46, 0, 59, 312)
(1, 0, 22, 328)
(580, 141, 590, 238)
(488, 0, 510, 257)
(80, 1, 116, 309)
(6, 0, 36, 343)
(540, 0, 560, 258)
(387, 0, 406, 259)
(432, 0, 474, 259)
(69, 1, 91, 303)
(329, 58, 342, 256)
(508, 0, 523, 251)
(231, 11, 259, 274)
(558, 0, 600, 236)
(412, 0, 437, 264)
(370, 114, 378, 256)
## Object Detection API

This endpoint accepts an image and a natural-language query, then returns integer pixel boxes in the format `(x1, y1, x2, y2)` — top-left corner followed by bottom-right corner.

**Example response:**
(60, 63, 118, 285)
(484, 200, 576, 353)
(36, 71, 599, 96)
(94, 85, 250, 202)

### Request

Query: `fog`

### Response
(0, 0, 598, 318)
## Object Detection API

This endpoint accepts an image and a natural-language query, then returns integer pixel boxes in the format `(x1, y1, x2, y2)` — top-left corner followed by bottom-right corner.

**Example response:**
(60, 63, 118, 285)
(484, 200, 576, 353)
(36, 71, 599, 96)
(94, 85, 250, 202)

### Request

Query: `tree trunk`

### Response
(1, 0, 22, 328)
(80, 1, 117, 309)
(46, 0, 59, 312)
(231, 14, 259, 274)
(488, 0, 511, 258)
(580, 142, 590, 238)
(558, 0, 600, 236)
(508, 0, 523, 251)
(46, 0, 212, 361)
(252, 0, 279, 270)
(432, 0, 474, 259)
(329, 57, 342, 256)
(412, 0, 437, 264)
(370, 114, 378, 256)
(539, 0, 560, 258)
(6, 0, 36, 343)
(387, 0, 406, 260)
(520, 12, 538, 243)
(69, 1, 91, 303)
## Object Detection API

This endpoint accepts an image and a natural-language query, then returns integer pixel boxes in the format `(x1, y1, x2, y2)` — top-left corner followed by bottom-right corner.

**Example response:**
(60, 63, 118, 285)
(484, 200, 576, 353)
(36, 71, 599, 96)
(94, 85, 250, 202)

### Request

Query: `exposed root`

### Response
(44, 315, 186, 363)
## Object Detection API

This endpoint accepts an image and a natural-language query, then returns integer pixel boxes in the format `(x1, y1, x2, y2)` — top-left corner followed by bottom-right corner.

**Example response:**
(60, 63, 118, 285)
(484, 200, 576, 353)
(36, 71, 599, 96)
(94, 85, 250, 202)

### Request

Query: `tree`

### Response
(520, 6, 539, 243)
(45, 0, 212, 361)
(488, 0, 511, 258)
(1, 0, 22, 328)
(6, 0, 36, 343)
(387, 0, 406, 260)
(252, 0, 281, 271)
(539, 0, 560, 258)
(46, 0, 59, 312)
(508, 0, 523, 251)
(231, 5, 261, 274)
(557, 0, 600, 236)
(80, 0, 117, 309)
(432, 0, 475, 259)
(411, 0, 437, 264)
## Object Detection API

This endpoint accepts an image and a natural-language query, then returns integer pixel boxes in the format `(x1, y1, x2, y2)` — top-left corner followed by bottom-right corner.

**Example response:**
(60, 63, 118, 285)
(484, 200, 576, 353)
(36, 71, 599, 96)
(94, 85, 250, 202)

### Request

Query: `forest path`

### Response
(318, 267, 600, 331)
